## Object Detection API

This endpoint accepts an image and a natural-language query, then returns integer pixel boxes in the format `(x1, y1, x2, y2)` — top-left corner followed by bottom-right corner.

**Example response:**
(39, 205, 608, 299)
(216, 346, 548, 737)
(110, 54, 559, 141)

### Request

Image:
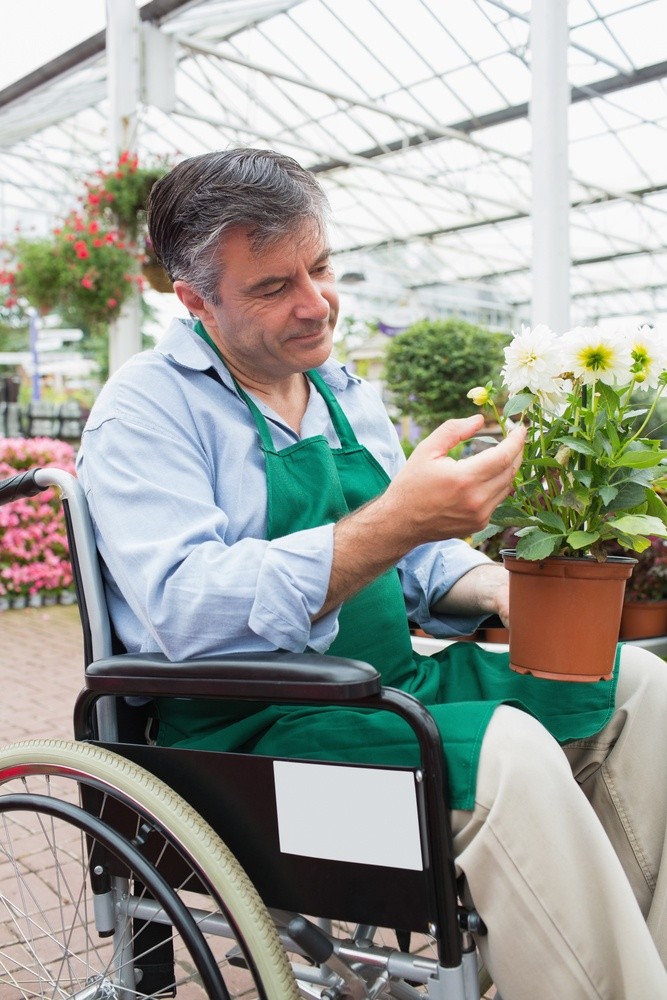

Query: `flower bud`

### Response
(555, 445, 571, 467)
(467, 386, 490, 406)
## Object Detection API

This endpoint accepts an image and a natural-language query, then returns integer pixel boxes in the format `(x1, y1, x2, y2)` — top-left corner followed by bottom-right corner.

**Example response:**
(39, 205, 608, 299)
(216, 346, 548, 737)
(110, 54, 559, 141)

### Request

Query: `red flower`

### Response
(88, 220, 100, 234)
(107, 297, 118, 307)
(73, 241, 89, 260)
(87, 193, 101, 206)
(80, 275, 94, 289)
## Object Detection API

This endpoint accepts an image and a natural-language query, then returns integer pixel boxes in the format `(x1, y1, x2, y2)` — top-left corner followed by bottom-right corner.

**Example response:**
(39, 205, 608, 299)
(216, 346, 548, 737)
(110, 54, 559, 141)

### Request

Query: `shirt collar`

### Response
(154, 316, 361, 391)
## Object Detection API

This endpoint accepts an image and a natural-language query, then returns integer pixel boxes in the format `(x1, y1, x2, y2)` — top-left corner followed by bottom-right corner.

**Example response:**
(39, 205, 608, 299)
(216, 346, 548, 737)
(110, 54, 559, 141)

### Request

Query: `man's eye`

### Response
(262, 284, 286, 298)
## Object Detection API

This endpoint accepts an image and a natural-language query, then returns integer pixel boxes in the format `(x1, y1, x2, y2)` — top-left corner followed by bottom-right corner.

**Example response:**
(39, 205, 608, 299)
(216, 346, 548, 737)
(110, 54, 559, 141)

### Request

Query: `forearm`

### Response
(431, 562, 510, 626)
(316, 492, 412, 618)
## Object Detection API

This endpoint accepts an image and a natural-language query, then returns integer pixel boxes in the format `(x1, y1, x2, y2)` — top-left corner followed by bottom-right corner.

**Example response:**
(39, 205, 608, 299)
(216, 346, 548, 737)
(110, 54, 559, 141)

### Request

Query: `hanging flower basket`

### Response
(142, 261, 173, 294)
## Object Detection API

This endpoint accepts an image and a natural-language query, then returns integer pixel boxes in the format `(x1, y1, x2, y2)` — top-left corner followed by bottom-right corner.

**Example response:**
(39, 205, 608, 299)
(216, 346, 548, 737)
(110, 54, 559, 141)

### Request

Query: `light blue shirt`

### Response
(76, 318, 491, 660)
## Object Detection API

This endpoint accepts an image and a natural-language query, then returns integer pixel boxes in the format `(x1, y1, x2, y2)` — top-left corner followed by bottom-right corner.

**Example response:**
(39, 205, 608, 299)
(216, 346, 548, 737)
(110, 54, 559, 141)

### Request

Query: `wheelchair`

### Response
(0, 467, 498, 1000)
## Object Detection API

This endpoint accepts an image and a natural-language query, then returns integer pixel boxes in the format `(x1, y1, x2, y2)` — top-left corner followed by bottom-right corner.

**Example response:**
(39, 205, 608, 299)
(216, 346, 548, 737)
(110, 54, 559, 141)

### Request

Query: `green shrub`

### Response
(383, 318, 509, 434)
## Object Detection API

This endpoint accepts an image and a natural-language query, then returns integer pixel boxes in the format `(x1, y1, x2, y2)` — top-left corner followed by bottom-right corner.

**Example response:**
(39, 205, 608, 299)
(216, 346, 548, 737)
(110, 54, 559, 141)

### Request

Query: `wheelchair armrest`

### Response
(85, 650, 381, 702)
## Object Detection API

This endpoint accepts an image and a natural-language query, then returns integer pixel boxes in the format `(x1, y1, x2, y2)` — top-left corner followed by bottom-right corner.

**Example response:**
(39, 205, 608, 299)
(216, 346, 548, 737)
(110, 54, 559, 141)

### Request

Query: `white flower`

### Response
(538, 377, 572, 416)
(562, 325, 631, 386)
(622, 324, 667, 391)
(501, 324, 563, 396)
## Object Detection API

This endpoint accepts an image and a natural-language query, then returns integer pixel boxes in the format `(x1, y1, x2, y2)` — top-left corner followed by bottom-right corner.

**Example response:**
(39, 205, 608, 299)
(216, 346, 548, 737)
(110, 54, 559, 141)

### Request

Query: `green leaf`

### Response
(531, 510, 566, 531)
(553, 489, 589, 514)
(502, 392, 535, 418)
(608, 513, 667, 537)
(644, 490, 667, 528)
(554, 436, 598, 456)
(598, 485, 618, 507)
(599, 481, 649, 512)
(574, 470, 593, 488)
(471, 523, 502, 546)
(567, 530, 600, 550)
(597, 381, 623, 411)
(599, 525, 651, 553)
(515, 529, 564, 560)
(473, 435, 501, 447)
(616, 449, 667, 469)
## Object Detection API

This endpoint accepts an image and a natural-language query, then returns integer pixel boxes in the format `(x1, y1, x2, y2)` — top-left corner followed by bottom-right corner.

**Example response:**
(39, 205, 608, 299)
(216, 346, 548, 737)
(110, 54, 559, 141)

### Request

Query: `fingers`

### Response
(454, 424, 526, 524)
(462, 422, 526, 481)
(418, 414, 485, 458)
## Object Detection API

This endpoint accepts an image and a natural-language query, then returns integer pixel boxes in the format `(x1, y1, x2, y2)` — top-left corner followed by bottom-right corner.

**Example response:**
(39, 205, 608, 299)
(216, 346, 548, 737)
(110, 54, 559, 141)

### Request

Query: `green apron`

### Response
(156, 331, 619, 810)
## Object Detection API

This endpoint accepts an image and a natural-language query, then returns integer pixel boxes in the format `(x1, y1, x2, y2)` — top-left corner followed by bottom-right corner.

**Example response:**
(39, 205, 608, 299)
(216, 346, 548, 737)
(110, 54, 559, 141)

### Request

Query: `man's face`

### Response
(203, 220, 339, 385)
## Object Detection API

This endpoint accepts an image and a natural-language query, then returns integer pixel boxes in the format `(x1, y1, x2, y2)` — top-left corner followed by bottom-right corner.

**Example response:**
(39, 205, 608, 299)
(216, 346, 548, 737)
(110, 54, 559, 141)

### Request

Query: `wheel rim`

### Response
(0, 740, 299, 1000)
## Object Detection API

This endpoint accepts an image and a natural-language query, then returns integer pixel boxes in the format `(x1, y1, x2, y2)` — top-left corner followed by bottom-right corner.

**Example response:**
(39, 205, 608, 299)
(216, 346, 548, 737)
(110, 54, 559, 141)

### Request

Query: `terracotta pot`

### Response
(501, 551, 636, 682)
(482, 626, 510, 644)
(619, 599, 667, 640)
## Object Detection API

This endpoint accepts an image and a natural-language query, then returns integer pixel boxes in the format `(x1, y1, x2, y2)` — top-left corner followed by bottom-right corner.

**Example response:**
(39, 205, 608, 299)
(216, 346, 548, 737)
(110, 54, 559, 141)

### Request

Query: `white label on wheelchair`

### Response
(273, 761, 424, 870)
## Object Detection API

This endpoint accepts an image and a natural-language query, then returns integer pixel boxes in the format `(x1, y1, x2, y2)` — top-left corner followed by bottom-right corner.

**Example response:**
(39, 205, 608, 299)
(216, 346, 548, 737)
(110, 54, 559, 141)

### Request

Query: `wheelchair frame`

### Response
(0, 467, 492, 1000)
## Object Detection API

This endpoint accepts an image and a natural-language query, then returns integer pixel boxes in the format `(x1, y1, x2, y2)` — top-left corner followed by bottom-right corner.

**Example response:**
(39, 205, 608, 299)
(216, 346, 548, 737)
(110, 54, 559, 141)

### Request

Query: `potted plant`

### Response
(85, 152, 172, 293)
(0, 152, 171, 334)
(0, 437, 76, 609)
(6, 213, 141, 332)
(612, 536, 667, 639)
(468, 323, 667, 681)
(85, 151, 167, 239)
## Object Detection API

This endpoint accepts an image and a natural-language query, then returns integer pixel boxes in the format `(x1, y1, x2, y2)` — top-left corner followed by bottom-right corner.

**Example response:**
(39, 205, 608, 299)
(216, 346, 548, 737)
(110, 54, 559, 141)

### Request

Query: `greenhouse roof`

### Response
(0, 0, 666, 328)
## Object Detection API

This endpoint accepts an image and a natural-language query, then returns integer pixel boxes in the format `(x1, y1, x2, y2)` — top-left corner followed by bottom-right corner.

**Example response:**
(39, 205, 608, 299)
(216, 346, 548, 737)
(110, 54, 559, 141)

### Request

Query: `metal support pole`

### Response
(530, 0, 571, 332)
(106, 0, 142, 374)
(28, 310, 40, 402)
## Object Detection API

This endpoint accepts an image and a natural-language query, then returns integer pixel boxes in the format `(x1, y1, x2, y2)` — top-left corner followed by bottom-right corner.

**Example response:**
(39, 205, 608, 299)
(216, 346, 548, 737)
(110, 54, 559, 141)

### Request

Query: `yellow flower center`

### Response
(578, 344, 614, 372)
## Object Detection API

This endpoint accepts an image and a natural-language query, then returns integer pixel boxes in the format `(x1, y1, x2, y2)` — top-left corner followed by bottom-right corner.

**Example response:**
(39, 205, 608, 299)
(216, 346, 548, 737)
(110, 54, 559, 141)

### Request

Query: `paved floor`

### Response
(1, 603, 83, 745)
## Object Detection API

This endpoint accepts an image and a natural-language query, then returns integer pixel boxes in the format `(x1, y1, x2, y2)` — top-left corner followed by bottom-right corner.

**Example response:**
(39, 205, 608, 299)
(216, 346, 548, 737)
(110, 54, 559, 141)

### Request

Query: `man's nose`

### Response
(293, 277, 331, 321)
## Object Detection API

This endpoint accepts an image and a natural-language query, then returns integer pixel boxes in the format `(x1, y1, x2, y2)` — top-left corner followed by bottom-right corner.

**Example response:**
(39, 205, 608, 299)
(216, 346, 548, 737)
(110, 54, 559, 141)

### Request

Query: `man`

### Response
(77, 148, 667, 997)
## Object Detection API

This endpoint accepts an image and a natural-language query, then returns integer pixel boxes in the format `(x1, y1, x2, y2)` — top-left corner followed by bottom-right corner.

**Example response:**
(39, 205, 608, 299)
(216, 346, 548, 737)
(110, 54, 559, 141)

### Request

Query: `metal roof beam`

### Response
(309, 59, 667, 174)
(336, 182, 667, 262)
(0, 0, 196, 111)
(465, 244, 667, 283)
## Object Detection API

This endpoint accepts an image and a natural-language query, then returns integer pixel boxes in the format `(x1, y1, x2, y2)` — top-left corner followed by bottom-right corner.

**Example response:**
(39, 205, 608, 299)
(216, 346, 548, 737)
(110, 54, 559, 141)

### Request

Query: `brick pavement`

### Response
(1, 603, 83, 746)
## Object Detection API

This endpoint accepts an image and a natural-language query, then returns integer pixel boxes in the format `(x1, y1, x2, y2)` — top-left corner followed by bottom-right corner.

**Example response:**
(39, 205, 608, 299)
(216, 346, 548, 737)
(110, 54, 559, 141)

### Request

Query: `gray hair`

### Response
(147, 148, 330, 303)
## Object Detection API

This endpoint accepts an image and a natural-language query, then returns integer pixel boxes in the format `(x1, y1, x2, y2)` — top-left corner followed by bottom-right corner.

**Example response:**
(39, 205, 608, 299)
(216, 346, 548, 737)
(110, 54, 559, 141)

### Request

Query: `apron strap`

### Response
(194, 319, 359, 452)
(306, 368, 359, 450)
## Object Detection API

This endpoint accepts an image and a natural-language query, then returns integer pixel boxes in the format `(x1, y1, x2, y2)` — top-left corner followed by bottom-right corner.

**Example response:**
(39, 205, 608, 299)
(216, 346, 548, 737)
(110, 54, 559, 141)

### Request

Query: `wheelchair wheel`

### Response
(0, 739, 299, 1000)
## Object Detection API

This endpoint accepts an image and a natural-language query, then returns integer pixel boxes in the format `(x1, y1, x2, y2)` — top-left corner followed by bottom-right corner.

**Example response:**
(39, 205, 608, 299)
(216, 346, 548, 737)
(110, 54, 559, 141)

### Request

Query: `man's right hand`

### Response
(382, 413, 526, 547)
(317, 413, 526, 619)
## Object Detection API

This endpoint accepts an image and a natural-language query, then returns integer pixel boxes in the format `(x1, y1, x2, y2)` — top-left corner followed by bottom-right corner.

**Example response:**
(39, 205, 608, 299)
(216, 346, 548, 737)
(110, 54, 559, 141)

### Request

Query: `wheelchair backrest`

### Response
(37, 468, 113, 666)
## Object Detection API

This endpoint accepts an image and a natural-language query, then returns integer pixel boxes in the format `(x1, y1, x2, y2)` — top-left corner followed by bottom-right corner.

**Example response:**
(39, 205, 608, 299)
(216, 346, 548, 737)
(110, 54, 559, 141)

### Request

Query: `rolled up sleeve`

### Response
(250, 524, 340, 652)
(398, 539, 493, 637)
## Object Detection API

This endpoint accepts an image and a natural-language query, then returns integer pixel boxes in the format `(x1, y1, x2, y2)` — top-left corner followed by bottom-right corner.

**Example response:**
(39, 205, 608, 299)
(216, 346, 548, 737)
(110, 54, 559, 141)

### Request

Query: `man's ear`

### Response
(173, 280, 216, 324)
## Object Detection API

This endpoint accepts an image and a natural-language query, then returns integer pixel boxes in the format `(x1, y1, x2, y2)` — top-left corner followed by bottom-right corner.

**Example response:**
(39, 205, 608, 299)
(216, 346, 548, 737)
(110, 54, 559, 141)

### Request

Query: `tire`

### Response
(0, 791, 227, 998)
(0, 739, 299, 1000)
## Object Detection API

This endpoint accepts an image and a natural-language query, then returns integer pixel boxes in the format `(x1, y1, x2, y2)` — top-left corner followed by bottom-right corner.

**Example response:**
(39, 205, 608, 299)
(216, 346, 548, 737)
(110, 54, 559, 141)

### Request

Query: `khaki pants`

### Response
(453, 644, 667, 999)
